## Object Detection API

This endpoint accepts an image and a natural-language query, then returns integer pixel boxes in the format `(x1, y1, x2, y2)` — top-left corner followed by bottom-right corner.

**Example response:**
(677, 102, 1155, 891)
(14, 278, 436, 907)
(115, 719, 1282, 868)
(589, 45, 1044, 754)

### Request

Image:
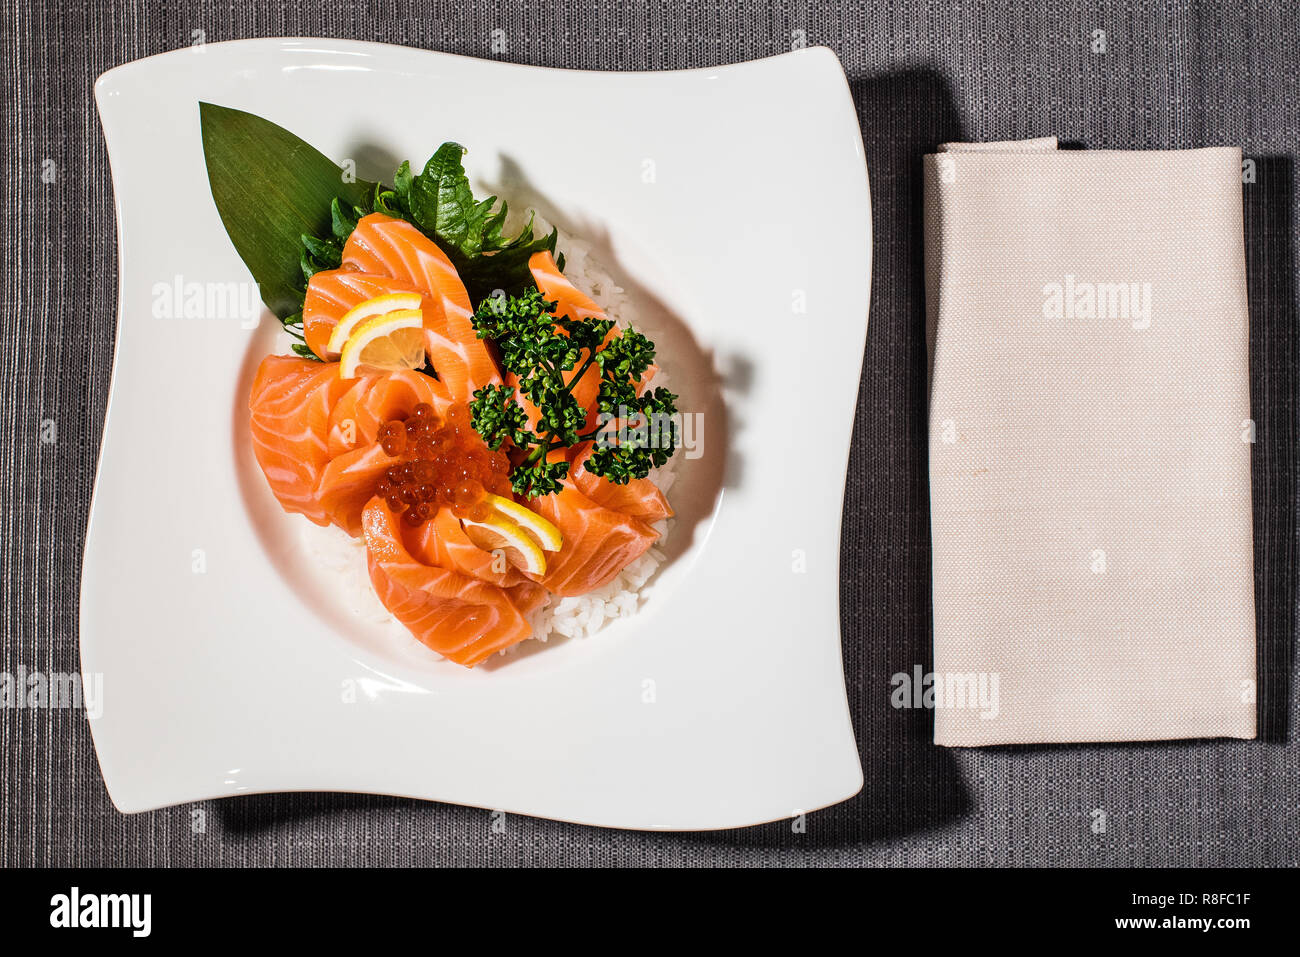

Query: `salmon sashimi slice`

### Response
(401, 508, 529, 587)
(362, 498, 535, 667)
(568, 442, 673, 523)
(400, 511, 549, 621)
(343, 213, 499, 401)
(327, 368, 454, 457)
(249, 355, 353, 525)
(505, 581, 550, 618)
(303, 268, 423, 360)
(529, 249, 606, 323)
(531, 484, 659, 597)
(316, 442, 402, 538)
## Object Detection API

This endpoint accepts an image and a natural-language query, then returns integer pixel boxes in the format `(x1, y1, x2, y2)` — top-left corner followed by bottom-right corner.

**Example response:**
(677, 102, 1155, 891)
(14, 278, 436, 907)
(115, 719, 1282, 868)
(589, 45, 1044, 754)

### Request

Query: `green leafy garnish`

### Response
(396, 143, 500, 256)
(582, 387, 680, 482)
(389, 143, 558, 302)
(299, 196, 370, 283)
(469, 290, 679, 497)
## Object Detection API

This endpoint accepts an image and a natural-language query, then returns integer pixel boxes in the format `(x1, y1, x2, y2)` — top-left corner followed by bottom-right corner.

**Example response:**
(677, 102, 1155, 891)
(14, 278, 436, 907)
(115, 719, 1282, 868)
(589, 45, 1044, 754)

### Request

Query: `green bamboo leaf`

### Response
(199, 102, 375, 319)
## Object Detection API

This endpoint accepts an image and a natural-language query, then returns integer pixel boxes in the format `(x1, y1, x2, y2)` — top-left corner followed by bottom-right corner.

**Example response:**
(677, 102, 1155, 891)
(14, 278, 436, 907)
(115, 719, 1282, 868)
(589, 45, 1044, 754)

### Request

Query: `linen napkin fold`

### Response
(923, 138, 1256, 746)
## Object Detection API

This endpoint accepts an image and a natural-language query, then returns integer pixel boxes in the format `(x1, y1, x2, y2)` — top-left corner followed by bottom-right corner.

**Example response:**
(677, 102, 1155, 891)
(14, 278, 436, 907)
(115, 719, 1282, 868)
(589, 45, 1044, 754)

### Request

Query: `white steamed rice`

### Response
(301, 230, 677, 657)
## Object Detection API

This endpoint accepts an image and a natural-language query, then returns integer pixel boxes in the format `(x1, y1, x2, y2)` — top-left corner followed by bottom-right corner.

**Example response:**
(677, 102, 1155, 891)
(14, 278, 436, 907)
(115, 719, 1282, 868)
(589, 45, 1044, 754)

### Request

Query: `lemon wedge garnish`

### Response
(326, 292, 423, 358)
(338, 309, 425, 379)
(460, 497, 562, 575)
(481, 494, 562, 552)
(462, 514, 549, 576)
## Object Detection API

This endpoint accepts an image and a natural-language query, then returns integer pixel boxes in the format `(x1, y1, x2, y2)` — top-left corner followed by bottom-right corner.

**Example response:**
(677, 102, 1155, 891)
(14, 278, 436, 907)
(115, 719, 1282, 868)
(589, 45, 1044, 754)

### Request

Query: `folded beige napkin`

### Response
(923, 137, 1257, 746)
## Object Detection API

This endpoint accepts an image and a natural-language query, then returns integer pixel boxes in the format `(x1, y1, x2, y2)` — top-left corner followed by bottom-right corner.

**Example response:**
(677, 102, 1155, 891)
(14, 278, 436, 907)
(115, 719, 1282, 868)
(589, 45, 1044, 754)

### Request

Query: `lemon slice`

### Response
(338, 309, 425, 379)
(326, 292, 423, 358)
(481, 494, 562, 552)
(462, 513, 549, 576)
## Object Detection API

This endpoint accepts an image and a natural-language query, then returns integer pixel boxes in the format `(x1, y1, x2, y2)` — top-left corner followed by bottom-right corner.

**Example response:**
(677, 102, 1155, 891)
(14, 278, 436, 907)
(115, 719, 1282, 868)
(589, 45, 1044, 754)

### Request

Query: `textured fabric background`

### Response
(2, 0, 1296, 866)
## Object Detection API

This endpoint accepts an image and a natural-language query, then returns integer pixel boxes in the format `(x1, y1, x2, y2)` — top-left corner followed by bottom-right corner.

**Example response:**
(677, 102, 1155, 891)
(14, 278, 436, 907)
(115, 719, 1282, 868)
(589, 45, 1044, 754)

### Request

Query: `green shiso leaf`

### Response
(396, 143, 494, 254)
(199, 102, 374, 319)
(390, 142, 558, 303)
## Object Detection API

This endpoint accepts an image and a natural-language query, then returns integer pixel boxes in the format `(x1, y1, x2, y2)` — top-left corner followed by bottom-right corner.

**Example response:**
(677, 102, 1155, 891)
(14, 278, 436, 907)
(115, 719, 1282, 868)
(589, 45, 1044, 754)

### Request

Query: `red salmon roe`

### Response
(374, 402, 513, 528)
(378, 421, 407, 457)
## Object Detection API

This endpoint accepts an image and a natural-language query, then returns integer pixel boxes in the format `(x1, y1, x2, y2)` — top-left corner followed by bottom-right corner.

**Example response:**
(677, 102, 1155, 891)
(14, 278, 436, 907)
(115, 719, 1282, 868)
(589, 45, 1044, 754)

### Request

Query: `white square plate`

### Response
(84, 38, 870, 829)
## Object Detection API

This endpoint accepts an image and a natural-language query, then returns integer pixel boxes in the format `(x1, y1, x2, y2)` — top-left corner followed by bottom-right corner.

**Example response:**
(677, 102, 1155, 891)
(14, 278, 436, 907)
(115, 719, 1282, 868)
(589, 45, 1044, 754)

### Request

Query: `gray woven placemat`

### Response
(2, 0, 1296, 867)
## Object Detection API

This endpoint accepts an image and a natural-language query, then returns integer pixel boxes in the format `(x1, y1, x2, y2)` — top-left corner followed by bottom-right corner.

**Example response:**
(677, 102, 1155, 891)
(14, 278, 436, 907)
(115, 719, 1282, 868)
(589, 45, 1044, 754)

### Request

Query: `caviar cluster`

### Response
(374, 403, 513, 528)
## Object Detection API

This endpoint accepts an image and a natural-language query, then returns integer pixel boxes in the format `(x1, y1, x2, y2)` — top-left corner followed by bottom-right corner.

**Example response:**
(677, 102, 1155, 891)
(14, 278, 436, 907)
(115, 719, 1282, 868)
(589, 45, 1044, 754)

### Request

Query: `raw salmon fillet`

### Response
(362, 497, 537, 666)
(302, 269, 423, 361)
(531, 483, 659, 596)
(568, 442, 673, 523)
(343, 213, 499, 401)
(316, 443, 401, 538)
(529, 249, 606, 323)
(326, 368, 452, 457)
(249, 355, 352, 525)
(402, 508, 530, 587)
